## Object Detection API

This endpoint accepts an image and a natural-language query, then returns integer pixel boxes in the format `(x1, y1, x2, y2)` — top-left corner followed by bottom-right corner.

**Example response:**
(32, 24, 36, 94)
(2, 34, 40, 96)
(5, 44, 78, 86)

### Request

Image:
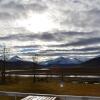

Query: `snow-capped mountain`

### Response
(40, 57, 82, 66)
(9, 55, 23, 62)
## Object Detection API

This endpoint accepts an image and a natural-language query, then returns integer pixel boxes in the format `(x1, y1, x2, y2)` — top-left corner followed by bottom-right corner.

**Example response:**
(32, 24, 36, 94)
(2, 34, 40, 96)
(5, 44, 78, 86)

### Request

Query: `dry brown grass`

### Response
(0, 96, 22, 100)
(0, 77, 100, 100)
(0, 77, 100, 95)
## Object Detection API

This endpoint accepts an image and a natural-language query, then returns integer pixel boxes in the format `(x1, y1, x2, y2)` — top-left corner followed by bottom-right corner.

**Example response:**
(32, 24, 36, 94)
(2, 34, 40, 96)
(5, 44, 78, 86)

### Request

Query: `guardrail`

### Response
(0, 91, 100, 100)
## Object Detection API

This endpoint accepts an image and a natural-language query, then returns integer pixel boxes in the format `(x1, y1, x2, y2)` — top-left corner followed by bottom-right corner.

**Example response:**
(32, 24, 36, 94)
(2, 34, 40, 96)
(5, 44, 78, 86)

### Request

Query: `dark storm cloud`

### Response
(21, 52, 99, 57)
(26, 3, 48, 12)
(87, 9, 100, 27)
(41, 52, 100, 55)
(61, 10, 100, 29)
(66, 37, 100, 46)
(58, 1, 100, 31)
(13, 45, 40, 49)
(0, 31, 94, 42)
(0, 30, 100, 59)
(49, 37, 100, 47)
(0, 12, 18, 20)
(55, 31, 96, 37)
(0, 2, 25, 20)
(59, 31, 85, 35)
(2, 1, 47, 12)
(0, 33, 56, 41)
(79, 47, 100, 51)
(0, 34, 37, 41)
(39, 47, 100, 52)
(0, 0, 48, 20)
(38, 48, 100, 56)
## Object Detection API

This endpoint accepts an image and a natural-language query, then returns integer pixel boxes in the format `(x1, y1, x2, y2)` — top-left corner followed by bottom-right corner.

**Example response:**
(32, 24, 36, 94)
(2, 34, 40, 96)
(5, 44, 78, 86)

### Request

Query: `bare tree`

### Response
(32, 53, 39, 63)
(32, 53, 39, 83)
(0, 45, 10, 84)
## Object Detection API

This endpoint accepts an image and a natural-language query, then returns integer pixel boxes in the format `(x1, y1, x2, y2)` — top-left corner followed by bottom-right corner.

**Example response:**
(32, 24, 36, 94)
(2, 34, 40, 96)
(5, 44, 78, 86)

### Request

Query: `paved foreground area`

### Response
(60, 96, 100, 100)
(21, 96, 56, 100)
(20, 95, 100, 100)
(0, 91, 100, 100)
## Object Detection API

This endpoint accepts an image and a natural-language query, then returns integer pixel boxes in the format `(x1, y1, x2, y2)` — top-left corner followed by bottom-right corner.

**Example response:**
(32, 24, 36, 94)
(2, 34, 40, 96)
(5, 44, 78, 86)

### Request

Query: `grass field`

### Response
(0, 96, 22, 100)
(0, 77, 100, 100)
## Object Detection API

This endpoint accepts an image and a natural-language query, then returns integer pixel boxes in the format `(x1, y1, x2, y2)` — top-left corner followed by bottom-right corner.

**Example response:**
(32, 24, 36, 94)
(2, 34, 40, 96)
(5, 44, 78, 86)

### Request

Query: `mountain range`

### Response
(1, 55, 100, 69)
(0, 55, 100, 75)
(40, 57, 82, 67)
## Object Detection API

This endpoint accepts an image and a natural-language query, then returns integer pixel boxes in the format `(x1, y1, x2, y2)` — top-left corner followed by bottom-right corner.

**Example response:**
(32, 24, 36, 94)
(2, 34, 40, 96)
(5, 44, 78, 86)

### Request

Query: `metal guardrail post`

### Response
(59, 96, 66, 100)
(81, 97, 88, 100)
(14, 96, 17, 100)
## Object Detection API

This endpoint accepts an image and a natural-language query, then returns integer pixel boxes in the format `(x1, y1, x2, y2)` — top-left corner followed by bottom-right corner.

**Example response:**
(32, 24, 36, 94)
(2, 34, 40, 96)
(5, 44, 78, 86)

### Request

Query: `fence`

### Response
(0, 91, 100, 100)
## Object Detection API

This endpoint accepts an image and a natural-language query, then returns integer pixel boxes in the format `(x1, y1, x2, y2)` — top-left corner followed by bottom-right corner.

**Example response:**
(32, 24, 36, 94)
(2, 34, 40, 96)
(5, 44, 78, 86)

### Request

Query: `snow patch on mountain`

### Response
(9, 55, 23, 62)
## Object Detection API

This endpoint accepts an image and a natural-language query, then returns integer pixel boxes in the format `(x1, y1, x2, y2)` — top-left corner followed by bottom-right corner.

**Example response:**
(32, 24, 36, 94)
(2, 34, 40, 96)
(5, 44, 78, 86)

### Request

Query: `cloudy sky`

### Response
(0, 0, 100, 61)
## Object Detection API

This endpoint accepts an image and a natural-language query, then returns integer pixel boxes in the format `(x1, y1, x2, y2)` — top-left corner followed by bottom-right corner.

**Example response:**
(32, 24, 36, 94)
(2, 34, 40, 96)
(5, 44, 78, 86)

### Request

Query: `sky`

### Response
(0, 0, 100, 61)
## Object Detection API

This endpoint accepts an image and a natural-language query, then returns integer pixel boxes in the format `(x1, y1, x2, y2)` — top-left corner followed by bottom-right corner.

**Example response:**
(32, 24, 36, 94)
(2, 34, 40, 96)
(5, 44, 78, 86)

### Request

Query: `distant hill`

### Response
(68, 56, 100, 75)
(81, 56, 100, 68)
(49, 56, 100, 75)
(0, 60, 41, 70)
